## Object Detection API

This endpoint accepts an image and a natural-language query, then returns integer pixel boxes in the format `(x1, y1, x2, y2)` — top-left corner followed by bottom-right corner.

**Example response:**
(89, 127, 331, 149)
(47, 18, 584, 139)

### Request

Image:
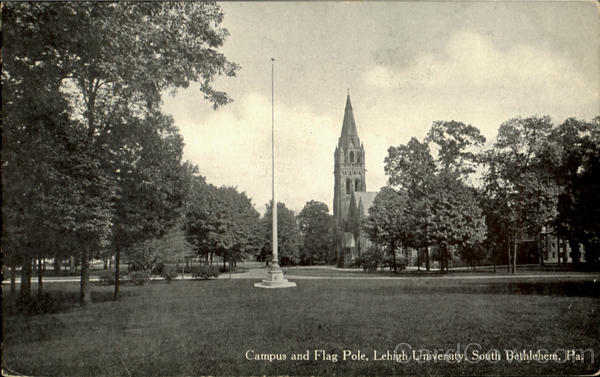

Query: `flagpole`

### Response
(271, 57, 278, 268)
(255, 57, 294, 289)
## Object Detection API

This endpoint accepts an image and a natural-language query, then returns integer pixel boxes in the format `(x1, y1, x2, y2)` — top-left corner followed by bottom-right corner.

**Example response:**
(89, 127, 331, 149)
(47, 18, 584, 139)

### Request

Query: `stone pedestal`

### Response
(254, 267, 296, 289)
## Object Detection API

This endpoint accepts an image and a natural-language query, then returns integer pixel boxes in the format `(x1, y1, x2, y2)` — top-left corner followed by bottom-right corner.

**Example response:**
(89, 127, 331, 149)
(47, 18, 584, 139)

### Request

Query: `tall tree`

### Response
(110, 111, 194, 299)
(483, 116, 558, 272)
(297, 201, 333, 265)
(364, 187, 412, 272)
(184, 181, 263, 270)
(545, 117, 600, 265)
(384, 121, 487, 273)
(261, 202, 301, 266)
(2, 2, 239, 303)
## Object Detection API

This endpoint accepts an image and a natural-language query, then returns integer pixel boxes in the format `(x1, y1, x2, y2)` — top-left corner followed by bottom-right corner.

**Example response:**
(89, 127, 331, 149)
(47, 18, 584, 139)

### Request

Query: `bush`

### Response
(99, 269, 116, 285)
(129, 270, 150, 285)
(382, 255, 407, 272)
(191, 265, 220, 280)
(161, 267, 178, 283)
(354, 247, 384, 272)
(152, 262, 166, 276)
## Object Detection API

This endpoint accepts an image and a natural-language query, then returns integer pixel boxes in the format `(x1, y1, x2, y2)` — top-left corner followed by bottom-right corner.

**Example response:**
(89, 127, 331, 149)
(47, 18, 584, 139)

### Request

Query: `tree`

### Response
(2, 2, 239, 303)
(384, 121, 487, 273)
(184, 180, 263, 270)
(297, 201, 333, 265)
(1, 21, 113, 301)
(261, 202, 300, 266)
(364, 187, 411, 272)
(110, 112, 195, 299)
(483, 116, 558, 272)
(125, 223, 194, 274)
(544, 117, 600, 265)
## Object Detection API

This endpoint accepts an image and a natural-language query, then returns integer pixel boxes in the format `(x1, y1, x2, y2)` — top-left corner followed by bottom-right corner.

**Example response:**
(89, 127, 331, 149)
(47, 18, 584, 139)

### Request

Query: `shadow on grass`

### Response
(355, 280, 600, 298)
(2, 288, 135, 317)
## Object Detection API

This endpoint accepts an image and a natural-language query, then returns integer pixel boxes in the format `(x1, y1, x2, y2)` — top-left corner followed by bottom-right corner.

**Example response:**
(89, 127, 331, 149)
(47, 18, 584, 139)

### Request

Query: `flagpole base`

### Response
(254, 267, 296, 289)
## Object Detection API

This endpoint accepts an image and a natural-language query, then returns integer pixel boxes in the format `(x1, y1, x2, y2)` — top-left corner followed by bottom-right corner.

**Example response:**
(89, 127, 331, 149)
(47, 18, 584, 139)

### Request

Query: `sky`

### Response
(161, 1, 599, 215)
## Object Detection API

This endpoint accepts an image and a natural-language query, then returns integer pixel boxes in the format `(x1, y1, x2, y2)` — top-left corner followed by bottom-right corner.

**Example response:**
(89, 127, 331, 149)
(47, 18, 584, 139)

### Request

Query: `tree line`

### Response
(365, 117, 600, 272)
(3, 2, 335, 306)
(2, 2, 239, 304)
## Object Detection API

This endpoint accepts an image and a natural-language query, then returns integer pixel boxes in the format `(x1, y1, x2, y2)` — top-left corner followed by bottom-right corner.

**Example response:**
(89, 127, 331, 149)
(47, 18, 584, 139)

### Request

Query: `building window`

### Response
(357, 153, 361, 163)
(346, 178, 352, 194)
(355, 178, 361, 192)
(350, 151, 354, 163)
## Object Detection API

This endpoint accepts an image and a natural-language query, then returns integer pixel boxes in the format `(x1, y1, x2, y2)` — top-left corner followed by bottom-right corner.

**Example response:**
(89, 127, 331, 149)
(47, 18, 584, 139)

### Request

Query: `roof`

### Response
(339, 94, 360, 147)
(355, 192, 378, 217)
(341, 191, 378, 219)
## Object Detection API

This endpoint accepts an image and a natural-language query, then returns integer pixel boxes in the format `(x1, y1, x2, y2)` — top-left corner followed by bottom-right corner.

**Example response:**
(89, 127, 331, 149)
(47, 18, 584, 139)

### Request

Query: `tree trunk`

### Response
(10, 265, 17, 296)
(539, 235, 545, 266)
(80, 249, 91, 305)
(37, 258, 44, 297)
(20, 257, 32, 300)
(513, 237, 518, 274)
(392, 242, 397, 273)
(440, 244, 446, 274)
(507, 237, 511, 273)
(54, 254, 62, 272)
(417, 248, 421, 271)
(425, 247, 430, 272)
(114, 244, 121, 301)
(70, 256, 76, 275)
(570, 239, 580, 265)
(103, 258, 108, 270)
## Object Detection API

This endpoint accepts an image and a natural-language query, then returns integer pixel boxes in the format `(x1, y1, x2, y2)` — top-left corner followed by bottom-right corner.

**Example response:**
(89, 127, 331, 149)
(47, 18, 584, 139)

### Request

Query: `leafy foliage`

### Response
(2, 2, 238, 301)
(380, 121, 487, 272)
(191, 266, 220, 280)
(128, 271, 151, 286)
(125, 224, 194, 274)
(544, 117, 600, 264)
(352, 246, 384, 272)
(261, 202, 301, 266)
(184, 178, 263, 266)
(297, 201, 333, 265)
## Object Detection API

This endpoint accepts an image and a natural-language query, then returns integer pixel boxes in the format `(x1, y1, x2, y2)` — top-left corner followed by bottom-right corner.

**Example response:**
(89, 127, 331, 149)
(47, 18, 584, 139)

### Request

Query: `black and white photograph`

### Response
(2, 1, 599, 376)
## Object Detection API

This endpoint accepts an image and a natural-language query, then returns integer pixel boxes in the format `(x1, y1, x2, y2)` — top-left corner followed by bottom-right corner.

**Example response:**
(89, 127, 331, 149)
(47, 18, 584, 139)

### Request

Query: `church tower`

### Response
(333, 94, 367, 266)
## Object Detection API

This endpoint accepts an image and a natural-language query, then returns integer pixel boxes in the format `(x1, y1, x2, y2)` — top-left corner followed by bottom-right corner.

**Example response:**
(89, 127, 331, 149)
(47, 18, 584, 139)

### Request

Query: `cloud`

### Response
(167, 92, 339, 214)
(356, 30, 599, 195)
(363, 30, 598, 110)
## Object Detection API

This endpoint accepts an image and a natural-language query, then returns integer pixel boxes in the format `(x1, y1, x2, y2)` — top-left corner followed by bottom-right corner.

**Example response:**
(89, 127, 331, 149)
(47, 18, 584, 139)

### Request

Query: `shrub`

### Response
(354, 247, 384, 272)
(161, 267, 178, 283)
(152, 262, 166, 276)
(129, 270, 150, 285)
(99, 269, 116, 285)
(382, 255, 408, 272)
(191, 265, 220, 280)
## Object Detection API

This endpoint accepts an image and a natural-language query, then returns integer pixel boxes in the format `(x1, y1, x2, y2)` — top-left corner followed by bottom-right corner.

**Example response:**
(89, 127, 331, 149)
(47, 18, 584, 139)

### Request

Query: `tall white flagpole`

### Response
(271, 57, 278, 268)
(255, 58, 295, 288)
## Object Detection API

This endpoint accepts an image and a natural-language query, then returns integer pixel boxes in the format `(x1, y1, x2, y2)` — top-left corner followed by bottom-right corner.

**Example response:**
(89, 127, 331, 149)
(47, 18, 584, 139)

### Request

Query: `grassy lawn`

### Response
(3, 277, 599, 376)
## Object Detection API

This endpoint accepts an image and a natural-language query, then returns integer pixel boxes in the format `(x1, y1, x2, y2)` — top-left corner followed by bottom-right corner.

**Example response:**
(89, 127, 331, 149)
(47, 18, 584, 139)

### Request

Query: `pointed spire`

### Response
(341, 93, 358, 138)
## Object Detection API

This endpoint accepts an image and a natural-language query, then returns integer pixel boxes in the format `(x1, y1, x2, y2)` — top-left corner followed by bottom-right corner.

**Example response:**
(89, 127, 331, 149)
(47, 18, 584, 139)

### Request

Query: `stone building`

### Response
(333, 94, 378, 266)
